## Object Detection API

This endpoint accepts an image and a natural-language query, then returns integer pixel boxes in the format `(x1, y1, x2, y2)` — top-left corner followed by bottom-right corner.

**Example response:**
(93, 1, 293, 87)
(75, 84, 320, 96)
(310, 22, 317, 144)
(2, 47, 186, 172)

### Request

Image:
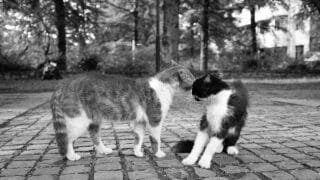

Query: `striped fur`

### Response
(51, 65, 195, 160)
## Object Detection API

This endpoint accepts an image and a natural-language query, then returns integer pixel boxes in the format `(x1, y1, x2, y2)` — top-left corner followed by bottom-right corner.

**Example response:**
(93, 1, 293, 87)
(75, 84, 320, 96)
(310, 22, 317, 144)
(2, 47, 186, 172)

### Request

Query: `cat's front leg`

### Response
(149, 122, 166, 158)
(133, 122, 146, 157)
(182, 130, 209, 165)
(198, 137, 223, 169)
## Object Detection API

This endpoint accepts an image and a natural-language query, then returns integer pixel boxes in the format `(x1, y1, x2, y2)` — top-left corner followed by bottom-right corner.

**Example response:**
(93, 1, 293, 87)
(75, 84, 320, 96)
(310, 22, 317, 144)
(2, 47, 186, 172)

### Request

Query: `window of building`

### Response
(275, 15, 288, 31)
(295, 45, 304, 60)
(259, 20, 271, 34)
(310, 37, 320, 51)
(295, 20, 304, 30)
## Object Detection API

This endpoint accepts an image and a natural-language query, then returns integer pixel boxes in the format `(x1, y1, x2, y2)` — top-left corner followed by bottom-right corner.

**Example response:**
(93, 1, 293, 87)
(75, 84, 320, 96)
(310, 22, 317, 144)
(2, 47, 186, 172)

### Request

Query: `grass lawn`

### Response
(0, 79, 61, 93)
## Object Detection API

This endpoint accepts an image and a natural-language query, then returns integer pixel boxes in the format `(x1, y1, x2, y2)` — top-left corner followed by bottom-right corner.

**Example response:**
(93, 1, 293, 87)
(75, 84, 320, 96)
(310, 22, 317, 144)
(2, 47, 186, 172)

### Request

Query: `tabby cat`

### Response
(51, 64, 195, 161)
(173, 73, 248, 168)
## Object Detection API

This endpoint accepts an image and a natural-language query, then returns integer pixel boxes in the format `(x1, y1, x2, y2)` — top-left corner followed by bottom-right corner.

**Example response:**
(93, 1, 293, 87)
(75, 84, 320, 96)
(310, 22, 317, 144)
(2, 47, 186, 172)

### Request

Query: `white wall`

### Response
(234, 0, 311, 58)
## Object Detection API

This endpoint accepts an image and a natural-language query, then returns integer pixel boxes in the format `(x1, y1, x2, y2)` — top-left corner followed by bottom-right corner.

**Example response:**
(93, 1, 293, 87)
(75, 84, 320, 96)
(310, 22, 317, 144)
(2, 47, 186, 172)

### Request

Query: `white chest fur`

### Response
(149, 77, 174, 120)
(206, 90, 232, 133)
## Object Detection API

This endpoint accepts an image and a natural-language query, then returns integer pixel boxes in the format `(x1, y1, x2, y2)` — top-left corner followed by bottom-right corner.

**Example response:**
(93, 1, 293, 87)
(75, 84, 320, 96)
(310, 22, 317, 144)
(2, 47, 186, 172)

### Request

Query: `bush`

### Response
(285, 63, 309, 73)
(312, 61, 320, 73)
(242, 58, 259, 72)
(99, 44, 155, 76)
(78, 54, 100, 71)
(0, 54, 34, 73)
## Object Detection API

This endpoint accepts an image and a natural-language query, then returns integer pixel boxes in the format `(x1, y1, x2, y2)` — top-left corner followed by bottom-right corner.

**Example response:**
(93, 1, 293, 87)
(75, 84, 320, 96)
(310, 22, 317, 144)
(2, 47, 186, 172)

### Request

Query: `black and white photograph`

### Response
(0, 0, 320, 179)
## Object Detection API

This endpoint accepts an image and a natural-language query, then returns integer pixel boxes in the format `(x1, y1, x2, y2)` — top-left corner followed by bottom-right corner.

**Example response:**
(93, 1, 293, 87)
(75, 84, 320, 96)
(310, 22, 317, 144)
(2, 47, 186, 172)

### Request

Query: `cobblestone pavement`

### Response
(0, 88, 320, 180)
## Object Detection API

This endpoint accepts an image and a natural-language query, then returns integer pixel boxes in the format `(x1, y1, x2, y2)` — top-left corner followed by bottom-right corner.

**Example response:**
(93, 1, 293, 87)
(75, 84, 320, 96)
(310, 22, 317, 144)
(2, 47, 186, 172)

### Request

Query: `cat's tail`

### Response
(172, 140, 194, 153)
(51, 90, 68, 157)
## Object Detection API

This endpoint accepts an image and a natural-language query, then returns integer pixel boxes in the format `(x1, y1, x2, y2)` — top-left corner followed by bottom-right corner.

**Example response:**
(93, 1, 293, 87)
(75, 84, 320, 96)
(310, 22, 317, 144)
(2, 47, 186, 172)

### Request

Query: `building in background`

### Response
(234, 0, 320, 61)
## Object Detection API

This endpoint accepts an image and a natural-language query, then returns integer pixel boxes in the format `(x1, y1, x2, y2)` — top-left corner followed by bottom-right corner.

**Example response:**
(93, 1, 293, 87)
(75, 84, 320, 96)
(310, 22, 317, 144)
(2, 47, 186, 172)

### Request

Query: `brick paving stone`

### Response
(203, 177, 229, 180)
(274, 160, 304, 170)
(0, 176, 24, 180)
(165, 168, 189, 179)
(61, 165, 91, 174)
(213, 154, 240, 166)
(249, 148, 276, 155)
(32, 167, 60, 175)
(128, 169, 159, 180)
(247, 162, 278, 172)
(60, 174, 89, 180)
(94, 171, 123, 180)
(220, 165, 249, 174)
(14, 155, 41, 161)
(194, 167, 217, 178)
(238, 173, 262, 180)
(283, 141, 307, 148)
(237, 155, 265, 163)
(300, 159, 320, 167)
(95, 157, 121, 164)
(259, 154, 291, 162)
(95, 162, 122, 171)
(125, 159, 152, 171)
(36, 159, 63, 167)
(272, 148, 301, 154)
(296, 147, 320, 153)
(311, 153, 320, 158)
(239, 143, 264, 149)
(263, 171, 295, 180)
(28, 175, 58, 180)
(290, 169, 320, 180)
(156, 159, 183, 168)
(262, 143, 286, 148)
(0, 168, 31, 176)
(7, 160, 37, 168)
(284, 153, 314, 160)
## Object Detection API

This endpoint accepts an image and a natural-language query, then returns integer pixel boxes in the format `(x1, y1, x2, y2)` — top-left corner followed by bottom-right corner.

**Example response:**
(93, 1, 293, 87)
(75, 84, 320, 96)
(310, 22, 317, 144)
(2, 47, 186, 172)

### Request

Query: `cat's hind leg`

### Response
(133, 122, 146, 157)
(223, 135, 240, 155)
(89, 123, 113, 155)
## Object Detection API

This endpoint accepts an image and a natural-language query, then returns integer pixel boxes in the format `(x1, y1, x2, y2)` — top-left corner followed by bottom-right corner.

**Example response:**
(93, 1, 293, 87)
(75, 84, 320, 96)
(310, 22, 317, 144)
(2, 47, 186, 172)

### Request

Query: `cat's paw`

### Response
(155, 150, 166, 158)
(66, 153, 81, 161)
(227, 146, 239, 155)
(182, 156, 197, 166)
(96, 146, 113, 155)
(198, 157, 211, 169)
(134, 148, 144, 157)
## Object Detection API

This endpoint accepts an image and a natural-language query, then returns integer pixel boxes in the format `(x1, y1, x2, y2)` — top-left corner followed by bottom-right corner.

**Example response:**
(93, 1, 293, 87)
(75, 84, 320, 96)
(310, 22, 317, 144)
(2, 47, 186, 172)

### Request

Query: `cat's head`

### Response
(192, 73, 229, 101)
(156, 61, 195, 91)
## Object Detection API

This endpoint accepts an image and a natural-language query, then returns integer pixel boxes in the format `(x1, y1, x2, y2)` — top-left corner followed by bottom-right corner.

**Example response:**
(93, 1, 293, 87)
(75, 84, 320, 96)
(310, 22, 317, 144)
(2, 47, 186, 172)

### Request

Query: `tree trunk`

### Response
(190, 28, 195, 61)
(155, 0, 161, 72)
(78, 33, 86, 60)
(132, 0, 138, 62)
(310, 0, 320, 13)
(134, 0, 139, 46)
(162, 0, 179, 63)
(200, 0, 209, 72)
(250, 5, 258, 55)
(54, 0, 67, 70)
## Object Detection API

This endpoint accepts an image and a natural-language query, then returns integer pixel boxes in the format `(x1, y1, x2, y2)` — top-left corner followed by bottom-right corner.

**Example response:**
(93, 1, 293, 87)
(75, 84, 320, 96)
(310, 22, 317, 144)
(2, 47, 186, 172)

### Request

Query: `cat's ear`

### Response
(204, 74, 211, 83)
(170, 60, 180, 66)
(209, 70, 223, 79)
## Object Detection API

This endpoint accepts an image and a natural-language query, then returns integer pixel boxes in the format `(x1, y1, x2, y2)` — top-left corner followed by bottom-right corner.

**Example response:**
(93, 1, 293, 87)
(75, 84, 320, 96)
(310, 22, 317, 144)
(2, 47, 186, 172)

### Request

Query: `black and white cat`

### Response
(173, 73, 248, 169)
